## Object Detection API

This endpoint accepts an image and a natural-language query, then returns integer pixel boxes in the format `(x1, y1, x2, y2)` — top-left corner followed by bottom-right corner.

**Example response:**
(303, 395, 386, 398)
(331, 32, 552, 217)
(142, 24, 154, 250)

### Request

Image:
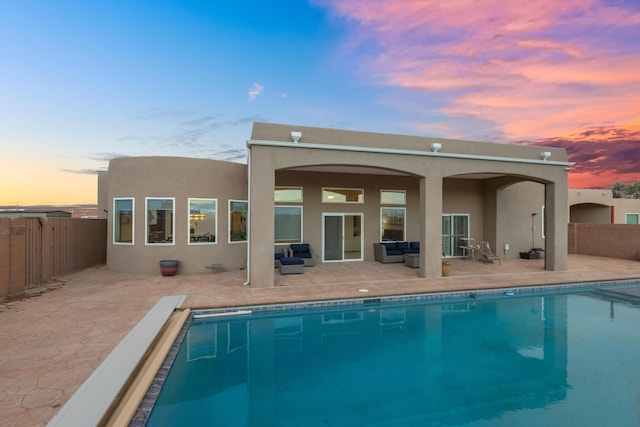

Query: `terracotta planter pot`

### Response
(159, 260, 179, 276)
(442, 262, 451, 277)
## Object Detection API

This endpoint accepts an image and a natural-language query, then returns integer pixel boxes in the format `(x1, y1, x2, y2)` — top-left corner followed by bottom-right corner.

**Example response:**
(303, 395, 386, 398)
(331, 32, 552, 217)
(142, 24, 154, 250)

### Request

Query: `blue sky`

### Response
(2, 0, 640, 204)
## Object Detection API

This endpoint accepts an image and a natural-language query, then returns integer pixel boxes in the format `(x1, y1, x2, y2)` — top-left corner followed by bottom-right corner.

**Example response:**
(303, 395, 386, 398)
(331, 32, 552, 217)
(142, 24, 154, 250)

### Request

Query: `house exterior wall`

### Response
(274, 171, 486, 263)
(613, 198, 640, 224)
(104, 157, 247, 274)
(100, 123, 573, 280)
(497, 181, 546, 257)
(570, 204, 611, 224)
(567, 188, 640, 224)
(249, 122, 570, 287)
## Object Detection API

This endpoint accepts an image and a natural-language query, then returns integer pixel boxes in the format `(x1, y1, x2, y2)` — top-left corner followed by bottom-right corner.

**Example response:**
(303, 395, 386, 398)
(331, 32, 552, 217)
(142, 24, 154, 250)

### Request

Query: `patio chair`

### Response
(289, 243, 315, 266)
(479, 241, 501, 264)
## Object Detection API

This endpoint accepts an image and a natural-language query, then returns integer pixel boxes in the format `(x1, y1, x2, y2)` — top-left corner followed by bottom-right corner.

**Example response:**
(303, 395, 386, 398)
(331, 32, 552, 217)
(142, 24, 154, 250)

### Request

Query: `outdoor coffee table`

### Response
(404, 253, 419, 268)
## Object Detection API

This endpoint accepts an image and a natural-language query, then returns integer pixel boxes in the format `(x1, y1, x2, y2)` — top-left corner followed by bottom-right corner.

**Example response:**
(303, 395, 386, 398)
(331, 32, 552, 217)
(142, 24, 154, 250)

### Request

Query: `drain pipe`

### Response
(243, 147, 251, 286)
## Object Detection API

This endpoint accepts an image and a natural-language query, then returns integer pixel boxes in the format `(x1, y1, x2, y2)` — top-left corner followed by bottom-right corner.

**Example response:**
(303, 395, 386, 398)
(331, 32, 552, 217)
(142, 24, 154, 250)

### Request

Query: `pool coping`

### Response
(195, 278, 640, 316)
(46, 295, 186, 427)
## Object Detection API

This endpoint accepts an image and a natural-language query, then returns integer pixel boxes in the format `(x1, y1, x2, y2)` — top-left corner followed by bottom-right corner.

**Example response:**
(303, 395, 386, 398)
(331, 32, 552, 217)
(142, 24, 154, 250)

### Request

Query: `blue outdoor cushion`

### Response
(410, 242, 420, 251)
(396, 241, 409, 251)
(290, 243, 311, 258)
(275, 252, 285, 260)
(382, 242, 397, 251)
(280, 257, 304, 265)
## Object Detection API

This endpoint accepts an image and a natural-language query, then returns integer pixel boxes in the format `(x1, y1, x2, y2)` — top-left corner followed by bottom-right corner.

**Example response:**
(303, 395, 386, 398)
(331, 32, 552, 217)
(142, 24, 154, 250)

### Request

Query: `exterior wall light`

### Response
(540, 151, 551, 161)
(291, 131, 302, 143)
(431, 142, 442, 153)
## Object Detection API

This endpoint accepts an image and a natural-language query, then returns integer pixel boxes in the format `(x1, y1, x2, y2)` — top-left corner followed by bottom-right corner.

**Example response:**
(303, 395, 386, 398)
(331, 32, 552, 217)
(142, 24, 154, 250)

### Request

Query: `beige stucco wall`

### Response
(97, 170, 109, 220)
(613, 198, 640, 224)
(249, 122, 570, 287)
(105, 157, 247, 274)
(497, 181, 545, 257)
(567, 188, 640, 224)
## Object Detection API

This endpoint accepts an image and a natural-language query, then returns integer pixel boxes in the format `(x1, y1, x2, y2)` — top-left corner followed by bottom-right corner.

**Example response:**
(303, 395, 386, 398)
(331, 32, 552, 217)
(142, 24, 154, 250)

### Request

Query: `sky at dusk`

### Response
(1, 0, 639, 205)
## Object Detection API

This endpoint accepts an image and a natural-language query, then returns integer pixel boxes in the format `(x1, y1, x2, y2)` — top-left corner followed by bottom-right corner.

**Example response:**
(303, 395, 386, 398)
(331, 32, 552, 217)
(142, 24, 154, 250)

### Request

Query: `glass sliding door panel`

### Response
(323, 215, 343, 261)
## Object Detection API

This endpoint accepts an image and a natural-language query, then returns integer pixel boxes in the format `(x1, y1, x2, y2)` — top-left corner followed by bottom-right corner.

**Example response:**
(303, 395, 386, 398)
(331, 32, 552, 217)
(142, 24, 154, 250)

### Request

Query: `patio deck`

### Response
(2, 254, 640, 426)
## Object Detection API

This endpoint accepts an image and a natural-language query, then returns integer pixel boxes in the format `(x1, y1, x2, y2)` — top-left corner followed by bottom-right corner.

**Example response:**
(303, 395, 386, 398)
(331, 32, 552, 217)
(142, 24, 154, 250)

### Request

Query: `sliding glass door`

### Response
(323, 213, 363, 262)
(442, 214, 469, 257)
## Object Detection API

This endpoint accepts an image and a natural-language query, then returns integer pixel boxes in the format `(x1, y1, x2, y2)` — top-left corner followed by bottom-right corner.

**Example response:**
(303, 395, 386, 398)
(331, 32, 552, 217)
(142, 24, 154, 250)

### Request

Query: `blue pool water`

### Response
(146, 284, 640, 426)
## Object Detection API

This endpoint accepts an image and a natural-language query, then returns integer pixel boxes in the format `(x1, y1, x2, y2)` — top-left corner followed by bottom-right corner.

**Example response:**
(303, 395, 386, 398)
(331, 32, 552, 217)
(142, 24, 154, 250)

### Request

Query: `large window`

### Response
(146, 198, 175, 245)
(322, 188, 364, 203)
(626, 213, 640, 224)
(380, 208, 405, 241)
(275, 206, 302, 243)
(113, 198, 134, 244)
(229, 200, 248, 243)
(442, 214, 469, 257)
(189, 198, 216, 244)
(275, 187, 303, 202)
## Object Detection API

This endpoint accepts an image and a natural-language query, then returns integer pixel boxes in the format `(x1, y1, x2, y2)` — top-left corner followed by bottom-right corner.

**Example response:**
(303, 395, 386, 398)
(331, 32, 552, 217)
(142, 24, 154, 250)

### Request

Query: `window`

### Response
(275, 206, 302, 243)
(189, 198, 216, 244)
(146, 198, 175, 245)
(229, 200, 248, 243)
(113, 198, 134, 244)
(380, 190, 406, 205)
(380, 208, 405, 241)
(626, 213, 640, 224)
(275, 187, 303, 202)
(322, 188, 364, 203)
(442, 214, 469, 257)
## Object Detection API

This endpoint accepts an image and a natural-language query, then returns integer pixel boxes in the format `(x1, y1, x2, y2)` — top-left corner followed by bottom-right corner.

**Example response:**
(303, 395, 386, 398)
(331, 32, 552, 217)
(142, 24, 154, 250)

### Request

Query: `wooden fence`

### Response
(0, 217, 106, 298)
(568, 223, 640, 260)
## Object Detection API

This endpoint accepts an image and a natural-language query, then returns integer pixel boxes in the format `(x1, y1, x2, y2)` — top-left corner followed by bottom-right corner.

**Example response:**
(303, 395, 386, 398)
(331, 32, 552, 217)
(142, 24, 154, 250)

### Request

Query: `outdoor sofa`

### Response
(373, 241, 420, 263)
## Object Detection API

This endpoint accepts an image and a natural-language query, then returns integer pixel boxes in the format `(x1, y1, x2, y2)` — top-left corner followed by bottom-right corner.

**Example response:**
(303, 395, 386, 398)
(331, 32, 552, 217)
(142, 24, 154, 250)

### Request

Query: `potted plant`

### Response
(159, 259, 179, 276)
(442, 253, 451, 277)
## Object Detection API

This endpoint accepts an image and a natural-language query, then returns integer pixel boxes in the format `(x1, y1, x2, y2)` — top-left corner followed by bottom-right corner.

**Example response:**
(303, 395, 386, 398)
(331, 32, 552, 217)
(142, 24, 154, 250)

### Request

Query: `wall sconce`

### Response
(540, 151, 551, 161)
(291, 131, 302, 143)
(431, 142, 442, 153)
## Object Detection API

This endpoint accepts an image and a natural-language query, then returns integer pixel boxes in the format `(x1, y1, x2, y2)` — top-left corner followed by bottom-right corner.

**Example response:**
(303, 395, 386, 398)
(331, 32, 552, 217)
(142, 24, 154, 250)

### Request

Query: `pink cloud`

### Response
(317, 0, 640, 186)
(318, 0, 640, 136)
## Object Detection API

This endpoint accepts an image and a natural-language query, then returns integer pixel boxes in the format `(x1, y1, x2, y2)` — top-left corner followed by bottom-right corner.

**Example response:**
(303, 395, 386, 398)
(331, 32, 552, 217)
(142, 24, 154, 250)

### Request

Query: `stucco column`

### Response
(419, 176, 443, 278)
(545, 181, 568, 271)
(249, 149, 276, 287)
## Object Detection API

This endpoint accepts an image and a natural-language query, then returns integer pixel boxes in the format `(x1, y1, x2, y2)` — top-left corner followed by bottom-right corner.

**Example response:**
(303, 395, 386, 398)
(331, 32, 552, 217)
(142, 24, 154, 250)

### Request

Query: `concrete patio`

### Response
(1, 254, 640, 426)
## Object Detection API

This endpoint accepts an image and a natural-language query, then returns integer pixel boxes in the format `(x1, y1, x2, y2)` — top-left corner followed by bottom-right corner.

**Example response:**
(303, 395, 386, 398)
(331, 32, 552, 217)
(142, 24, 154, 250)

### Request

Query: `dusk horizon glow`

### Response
(1, 0, 639, 205)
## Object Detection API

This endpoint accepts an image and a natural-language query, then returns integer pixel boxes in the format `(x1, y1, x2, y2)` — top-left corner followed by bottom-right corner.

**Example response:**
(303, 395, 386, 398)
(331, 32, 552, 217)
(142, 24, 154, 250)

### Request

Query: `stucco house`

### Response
(98, 122, 573, 287)
(569, 189, 640, 225)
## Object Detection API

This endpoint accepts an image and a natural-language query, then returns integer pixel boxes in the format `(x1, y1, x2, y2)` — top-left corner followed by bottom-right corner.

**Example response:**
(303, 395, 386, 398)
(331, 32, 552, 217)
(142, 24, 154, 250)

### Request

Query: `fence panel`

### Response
(568, 223, 640, 260)
(0, 218, 106, 298)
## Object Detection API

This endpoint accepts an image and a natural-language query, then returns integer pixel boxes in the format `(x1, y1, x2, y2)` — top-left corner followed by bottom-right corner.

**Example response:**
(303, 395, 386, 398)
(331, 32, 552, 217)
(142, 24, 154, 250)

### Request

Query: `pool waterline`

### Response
(132, 279, 640, 426)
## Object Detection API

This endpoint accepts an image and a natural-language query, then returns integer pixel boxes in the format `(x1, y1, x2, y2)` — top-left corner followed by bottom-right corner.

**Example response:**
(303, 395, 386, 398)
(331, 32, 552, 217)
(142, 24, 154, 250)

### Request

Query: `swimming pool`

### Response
(143, 283, 640, 426)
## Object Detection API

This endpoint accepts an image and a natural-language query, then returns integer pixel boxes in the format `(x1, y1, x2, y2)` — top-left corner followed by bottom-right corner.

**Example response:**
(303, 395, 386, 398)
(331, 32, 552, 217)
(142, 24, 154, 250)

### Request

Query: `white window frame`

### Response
(380, 189, 406, 205)
(145, 197, 176, 246)
(626, 213, 640, 224)
(274, 205, 303, 244)
(322, 187, 364, 204)
(188, 198, 217, 245)
(275, 186, 303, 203)
(228, 199, 248, 244)
(113, 197, 134, 245)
